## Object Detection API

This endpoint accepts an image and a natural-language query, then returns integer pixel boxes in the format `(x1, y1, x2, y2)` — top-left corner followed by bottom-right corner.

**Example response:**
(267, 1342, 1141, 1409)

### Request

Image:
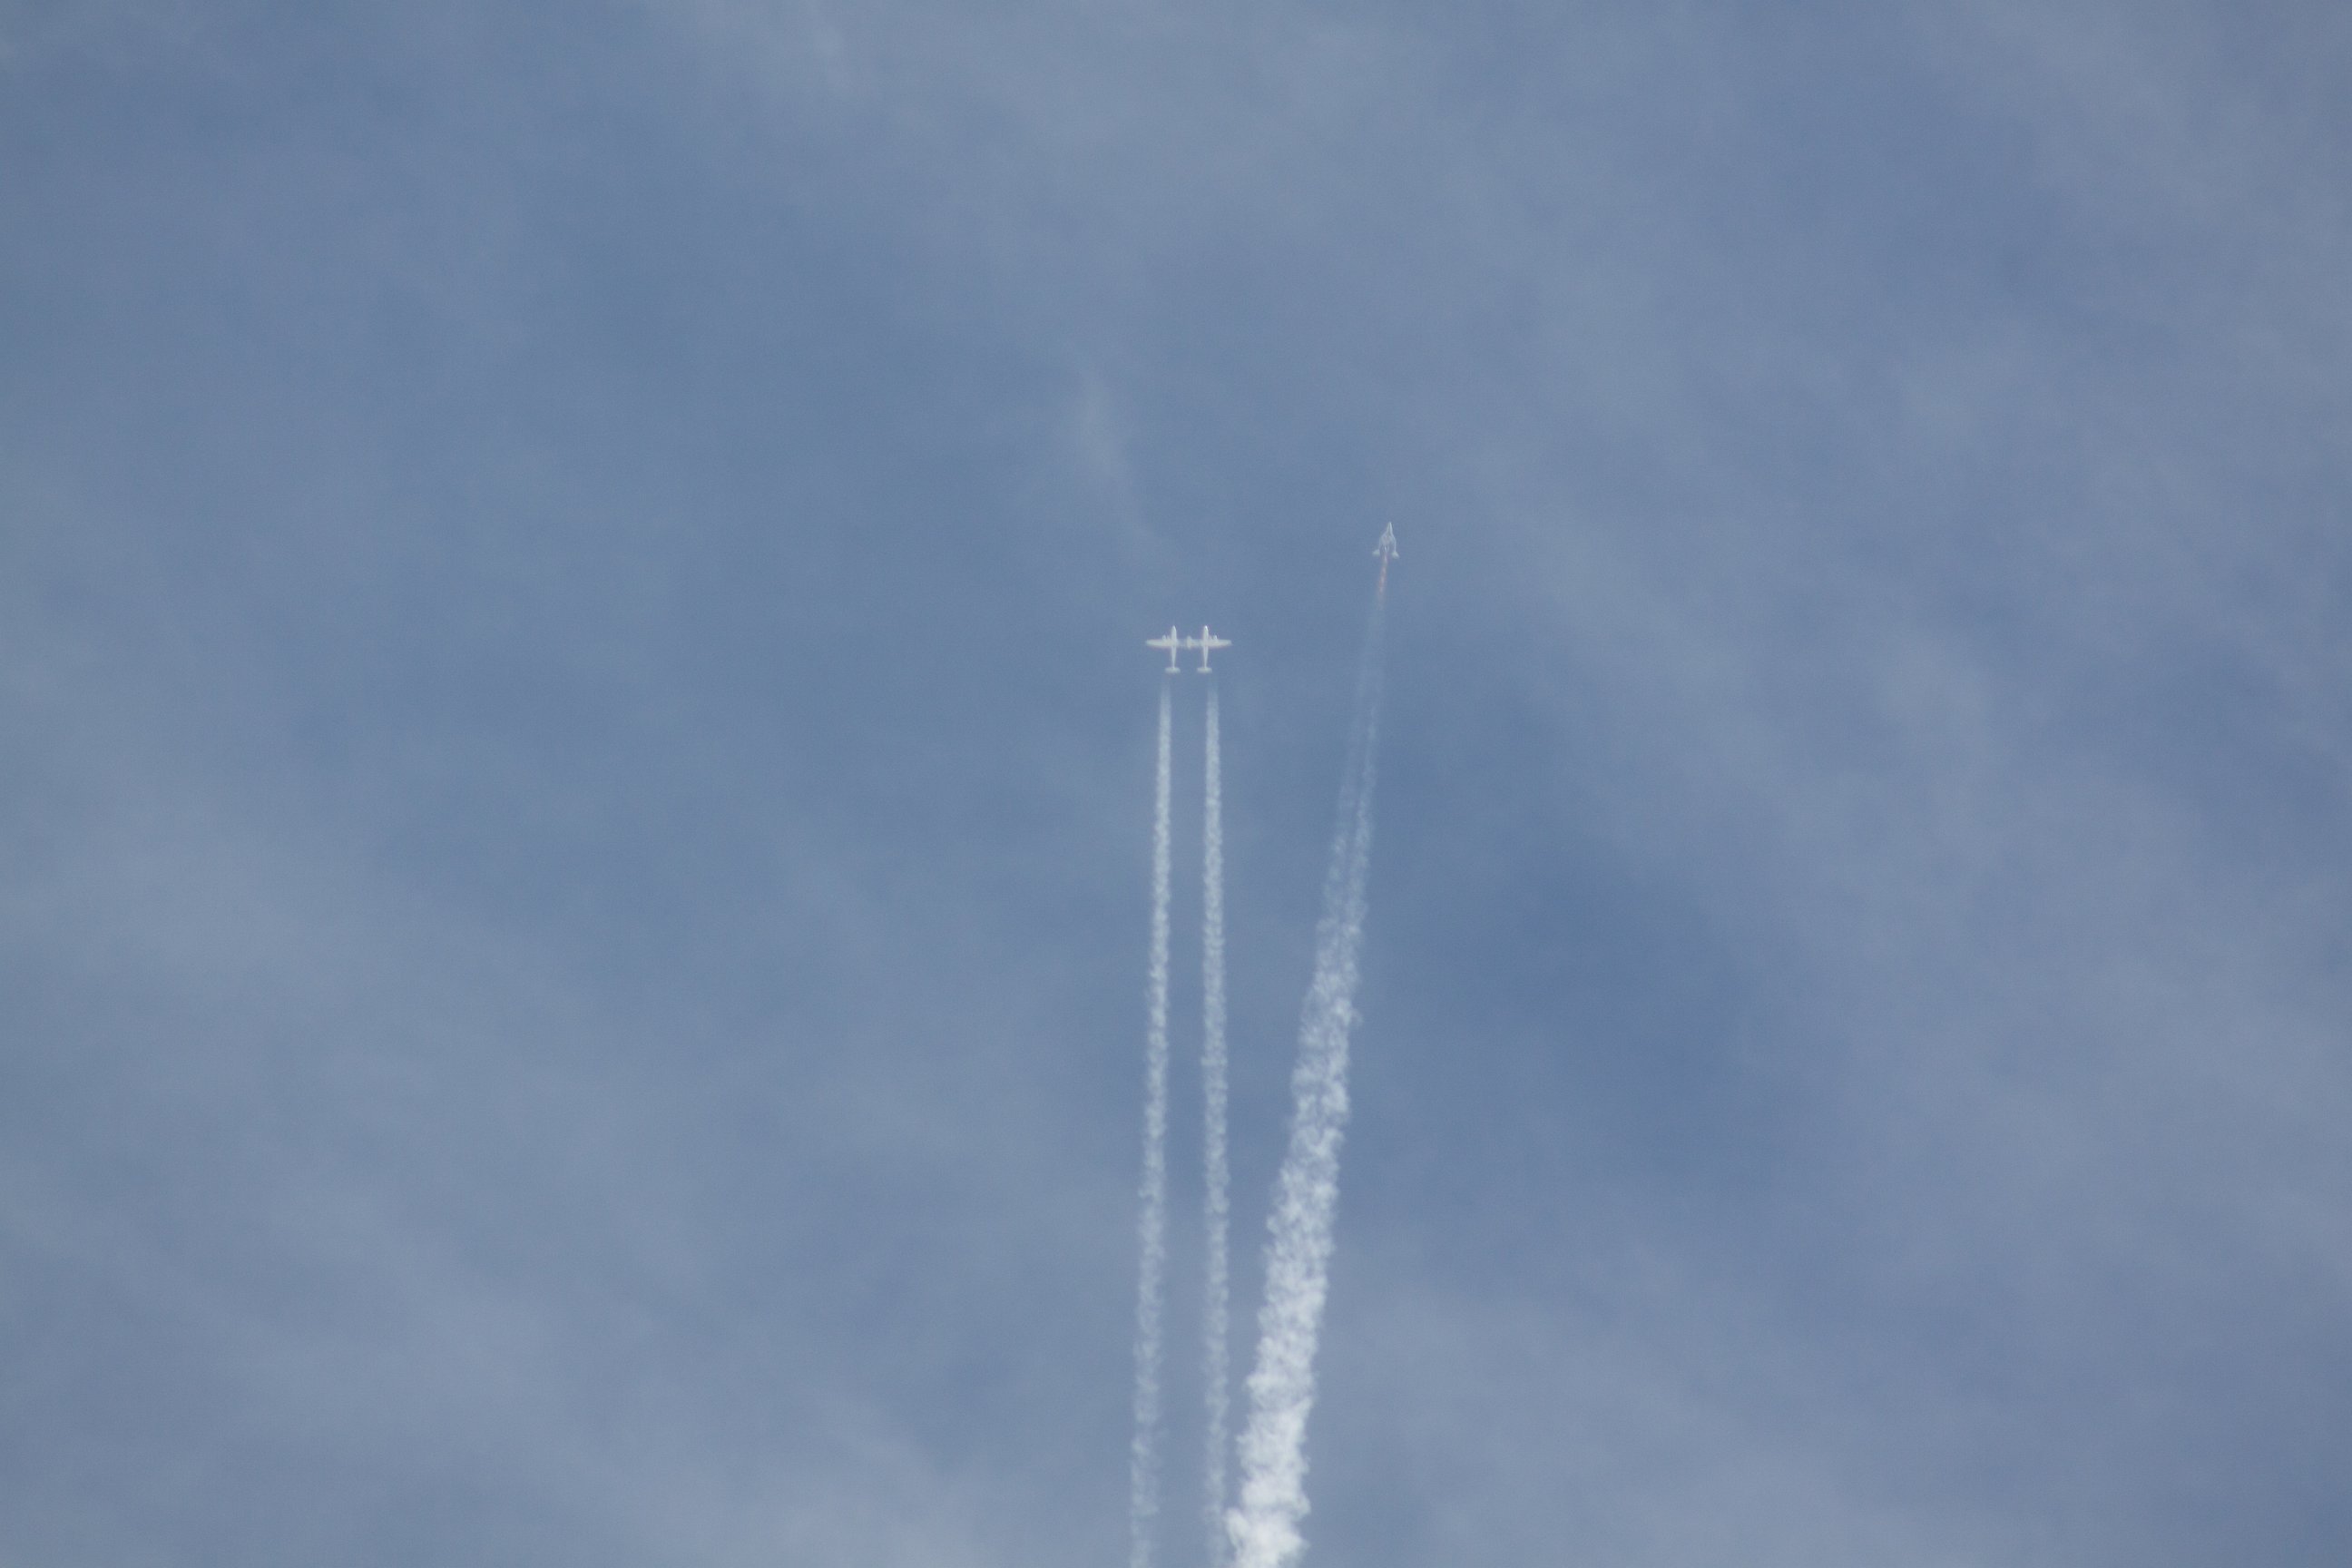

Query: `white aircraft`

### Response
(1375, 523, 1398, 592)
(1145, 627, 1184, 673)
(1182, 625, 1232, 673)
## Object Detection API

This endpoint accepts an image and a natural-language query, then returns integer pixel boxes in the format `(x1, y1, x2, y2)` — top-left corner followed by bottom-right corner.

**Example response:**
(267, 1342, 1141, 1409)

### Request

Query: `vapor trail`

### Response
(1228, 599, 1386, 1568)
(1131, 681, 1174, 1568)
(1200, 679, 1232, 1567)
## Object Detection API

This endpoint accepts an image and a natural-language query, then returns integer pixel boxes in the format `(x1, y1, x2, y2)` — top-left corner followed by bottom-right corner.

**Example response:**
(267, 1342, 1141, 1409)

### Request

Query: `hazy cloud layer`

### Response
(6, 3, 2350, 1563)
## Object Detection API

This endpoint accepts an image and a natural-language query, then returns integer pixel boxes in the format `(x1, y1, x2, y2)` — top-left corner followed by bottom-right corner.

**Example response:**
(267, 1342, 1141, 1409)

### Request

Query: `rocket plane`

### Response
(1375, 524, 1398, 593)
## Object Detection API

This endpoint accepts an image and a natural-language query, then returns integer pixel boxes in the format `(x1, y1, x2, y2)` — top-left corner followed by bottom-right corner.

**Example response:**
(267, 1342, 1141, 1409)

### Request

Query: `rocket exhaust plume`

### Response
(1131, 681, 1175, 1568)
(1228, 596, 1387, 1568)
(1201, 679, 1232, 1566)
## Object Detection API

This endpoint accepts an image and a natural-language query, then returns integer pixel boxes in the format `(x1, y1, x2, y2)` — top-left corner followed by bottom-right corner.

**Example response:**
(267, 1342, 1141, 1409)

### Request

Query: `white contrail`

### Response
(1200, 678, 1232, 1567)
(1228, 602, 1386, 1568)
(1131, 681, 1175, 1568)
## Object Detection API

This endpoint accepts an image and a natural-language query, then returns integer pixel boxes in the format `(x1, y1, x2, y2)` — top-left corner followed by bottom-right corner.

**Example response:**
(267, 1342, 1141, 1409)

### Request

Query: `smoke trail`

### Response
(1131, 681, 1175, 1568)
(1228, 599, 1386, 1568)
(1200, 679, 1232, 1567)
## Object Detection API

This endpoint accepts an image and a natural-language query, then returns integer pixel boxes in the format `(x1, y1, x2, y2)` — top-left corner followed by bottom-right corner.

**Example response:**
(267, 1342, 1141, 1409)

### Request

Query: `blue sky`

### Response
(6, 3, 2352, 1563)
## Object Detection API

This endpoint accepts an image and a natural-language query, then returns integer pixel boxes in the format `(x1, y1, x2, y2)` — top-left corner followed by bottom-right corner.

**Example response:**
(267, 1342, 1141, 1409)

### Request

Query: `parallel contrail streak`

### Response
(1229, 600, 1386, 1568)
(1201, 679, 1232, 1567)
(1131, 681, 1175, 1568)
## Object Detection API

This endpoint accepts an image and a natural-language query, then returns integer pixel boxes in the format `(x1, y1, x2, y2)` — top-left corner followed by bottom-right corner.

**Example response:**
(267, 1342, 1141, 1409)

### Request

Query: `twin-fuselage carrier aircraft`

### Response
(1145, 625, 1233, 673)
